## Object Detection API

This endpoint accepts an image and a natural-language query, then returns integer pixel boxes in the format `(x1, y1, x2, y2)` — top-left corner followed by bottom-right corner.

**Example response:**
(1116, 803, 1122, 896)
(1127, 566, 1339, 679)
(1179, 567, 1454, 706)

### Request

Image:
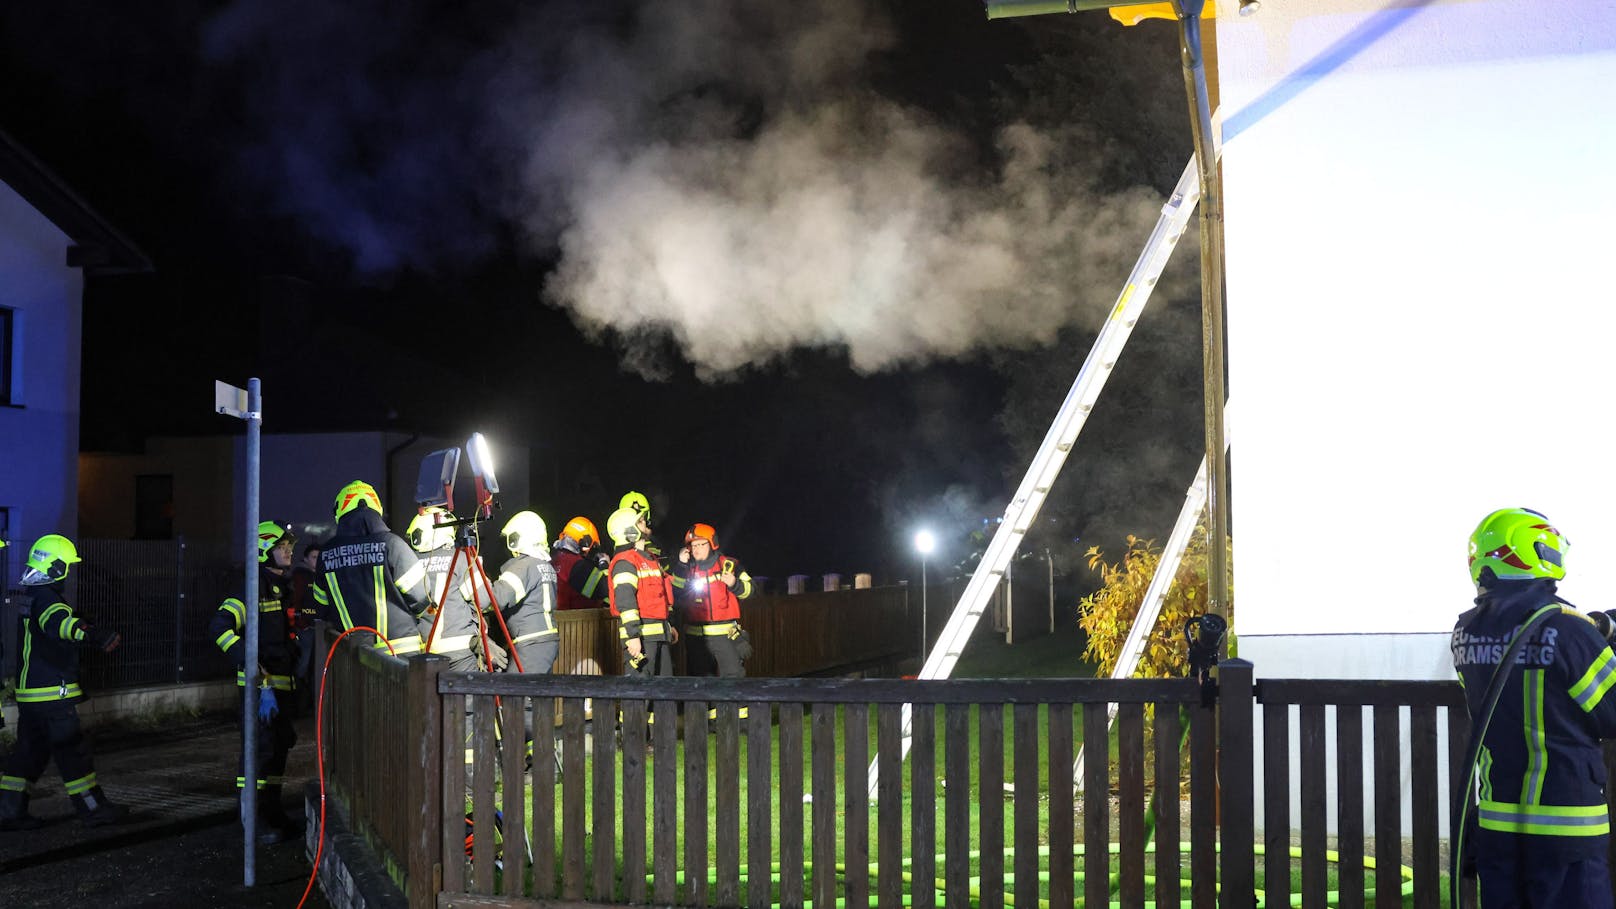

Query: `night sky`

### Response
(1, 1, 1204, 589)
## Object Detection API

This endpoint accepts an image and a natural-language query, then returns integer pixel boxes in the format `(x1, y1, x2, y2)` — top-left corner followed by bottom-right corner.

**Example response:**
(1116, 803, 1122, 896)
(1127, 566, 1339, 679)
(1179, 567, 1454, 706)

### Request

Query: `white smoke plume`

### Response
(201, 0, 1171, 376)
(509, 1, 1167, 376)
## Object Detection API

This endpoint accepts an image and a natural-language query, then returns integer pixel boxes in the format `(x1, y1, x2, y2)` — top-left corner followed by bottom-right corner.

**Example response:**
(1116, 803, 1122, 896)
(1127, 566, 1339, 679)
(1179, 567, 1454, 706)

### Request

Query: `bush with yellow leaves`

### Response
(1077, 524, 1232, 679)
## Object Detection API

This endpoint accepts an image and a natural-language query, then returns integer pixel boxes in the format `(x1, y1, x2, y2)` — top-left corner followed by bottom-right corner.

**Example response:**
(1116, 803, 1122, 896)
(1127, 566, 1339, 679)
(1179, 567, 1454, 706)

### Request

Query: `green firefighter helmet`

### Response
(256, 521, 295, 564)
(1468, 507, 1569, 587)
(619, 491, 651, 523)
(334, 480, 382, 519)
(23, 533, 82, 584)
(502, 510, 548, 557)
(606, 507, 643, 547)
(406, 507, 455, 553)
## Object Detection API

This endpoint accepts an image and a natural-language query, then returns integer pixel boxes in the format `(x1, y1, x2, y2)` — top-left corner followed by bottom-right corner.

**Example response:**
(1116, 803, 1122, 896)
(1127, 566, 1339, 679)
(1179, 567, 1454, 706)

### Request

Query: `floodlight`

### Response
(467, 432, 499, 493)
(914, 529, 936, 556)
(414, 448, 460, 510)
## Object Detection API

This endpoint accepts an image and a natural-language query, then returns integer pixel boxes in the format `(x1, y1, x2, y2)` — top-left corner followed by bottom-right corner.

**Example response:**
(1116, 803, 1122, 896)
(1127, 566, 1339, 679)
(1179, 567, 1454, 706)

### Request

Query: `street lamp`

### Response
(914, 529, 936, 660)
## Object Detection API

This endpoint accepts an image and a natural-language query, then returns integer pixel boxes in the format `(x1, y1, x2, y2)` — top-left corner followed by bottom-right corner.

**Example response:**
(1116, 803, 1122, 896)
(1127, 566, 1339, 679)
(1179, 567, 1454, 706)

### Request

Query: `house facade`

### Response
(0, 129, 149, 573)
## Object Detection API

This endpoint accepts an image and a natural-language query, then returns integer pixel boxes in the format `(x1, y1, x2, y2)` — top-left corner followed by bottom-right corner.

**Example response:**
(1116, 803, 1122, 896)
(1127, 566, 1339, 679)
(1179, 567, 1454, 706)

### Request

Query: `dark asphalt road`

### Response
(0, 711, 331, 909)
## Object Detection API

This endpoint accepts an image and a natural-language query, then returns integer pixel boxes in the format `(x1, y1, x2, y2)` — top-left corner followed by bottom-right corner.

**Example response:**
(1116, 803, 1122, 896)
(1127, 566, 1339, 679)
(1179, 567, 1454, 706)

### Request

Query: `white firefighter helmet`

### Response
(406, 506, 455, 553)
(502, 511, 548, 557)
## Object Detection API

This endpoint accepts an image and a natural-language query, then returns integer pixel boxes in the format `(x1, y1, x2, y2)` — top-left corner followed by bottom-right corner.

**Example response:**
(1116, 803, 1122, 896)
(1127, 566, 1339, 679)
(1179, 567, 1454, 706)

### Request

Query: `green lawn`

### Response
(462, 629, 1452, 907)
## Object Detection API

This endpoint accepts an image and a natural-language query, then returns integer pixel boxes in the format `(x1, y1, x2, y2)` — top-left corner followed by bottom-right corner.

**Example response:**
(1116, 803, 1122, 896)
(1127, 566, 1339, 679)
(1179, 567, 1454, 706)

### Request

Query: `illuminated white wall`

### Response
(1220, 0, 1616, 675)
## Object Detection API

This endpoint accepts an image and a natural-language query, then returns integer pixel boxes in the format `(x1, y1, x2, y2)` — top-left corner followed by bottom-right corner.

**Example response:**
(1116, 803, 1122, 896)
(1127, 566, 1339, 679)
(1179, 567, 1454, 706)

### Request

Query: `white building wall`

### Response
(1217, 0, 1616, 837)
(0, 178, 83, 550)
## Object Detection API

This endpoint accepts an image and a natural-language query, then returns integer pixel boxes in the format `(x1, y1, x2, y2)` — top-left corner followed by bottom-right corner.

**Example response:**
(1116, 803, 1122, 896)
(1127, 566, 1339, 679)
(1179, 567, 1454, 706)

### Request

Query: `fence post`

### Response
(1217, 657, 1255, 906)
(174, 536, 187, 683)
(405, 653, 448, 909)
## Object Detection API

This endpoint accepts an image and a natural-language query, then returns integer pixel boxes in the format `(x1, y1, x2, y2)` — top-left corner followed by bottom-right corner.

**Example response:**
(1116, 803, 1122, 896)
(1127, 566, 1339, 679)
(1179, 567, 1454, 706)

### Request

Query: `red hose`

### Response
(296, 627, 395, 909)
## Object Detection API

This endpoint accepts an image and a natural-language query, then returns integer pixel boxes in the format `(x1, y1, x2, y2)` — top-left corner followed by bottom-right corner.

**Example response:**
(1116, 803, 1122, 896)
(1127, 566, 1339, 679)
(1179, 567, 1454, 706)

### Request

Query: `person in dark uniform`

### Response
(1452, 507, 1616, 908)
(0, 534, 127, 831)
(311, 480, 432, 654)
(208, 521, 303, 844)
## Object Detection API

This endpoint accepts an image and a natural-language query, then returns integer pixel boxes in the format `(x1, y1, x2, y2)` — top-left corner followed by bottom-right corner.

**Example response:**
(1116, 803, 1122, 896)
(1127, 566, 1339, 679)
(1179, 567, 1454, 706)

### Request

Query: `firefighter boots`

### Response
(72, 786, 129, 827)
(0, 788, 44, 831)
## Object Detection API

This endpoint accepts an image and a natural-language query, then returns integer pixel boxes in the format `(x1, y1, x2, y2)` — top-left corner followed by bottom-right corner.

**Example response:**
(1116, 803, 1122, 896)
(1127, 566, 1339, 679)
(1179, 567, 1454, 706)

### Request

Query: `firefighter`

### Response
(619, 490, 667, 568)
(0, 534, 127, 830)
(408, 506, 482, 672)
(671, 522, 755, 679)
(208, 521, 303, 844)
(491, 510, 560, 674)
(1452, 507, 1616, 907)
(552, 516, 609, 612)
(607, 507, 675, 678)
(310, 480, 432, 654)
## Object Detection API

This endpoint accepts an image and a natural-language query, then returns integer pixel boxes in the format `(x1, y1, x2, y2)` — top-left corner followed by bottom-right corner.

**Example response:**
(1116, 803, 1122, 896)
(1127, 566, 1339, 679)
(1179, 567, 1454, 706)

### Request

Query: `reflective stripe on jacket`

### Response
(1452, 579, 1616, 856)
(672, 551, 753, 624)
(16, 584, 88, 703)
(609, 546, 672, 641)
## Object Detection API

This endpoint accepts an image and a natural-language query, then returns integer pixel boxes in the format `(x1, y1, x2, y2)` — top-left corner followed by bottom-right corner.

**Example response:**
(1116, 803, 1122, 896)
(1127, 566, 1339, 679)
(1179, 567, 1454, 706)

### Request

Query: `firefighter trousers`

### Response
(686, 632, 745, 678)
(1475, 831, 1615, 908)
(2, 699, 97, 794)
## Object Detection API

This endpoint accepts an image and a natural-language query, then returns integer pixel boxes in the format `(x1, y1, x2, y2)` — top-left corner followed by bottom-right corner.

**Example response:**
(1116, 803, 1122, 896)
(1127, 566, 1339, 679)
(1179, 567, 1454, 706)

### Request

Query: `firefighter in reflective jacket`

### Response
(619, 490, 668, 569)
(671, 522, 755, 679)
(552, 516, 609, 611)
(208, 521, 303, 844)
(487, 511, 560, 674)
(408, 507, 482, 673)
(1452, 508, 1616, 908)
(0, 535, 127, 831)
(607, 507, 675, 677)
(311, 480, 432, 654)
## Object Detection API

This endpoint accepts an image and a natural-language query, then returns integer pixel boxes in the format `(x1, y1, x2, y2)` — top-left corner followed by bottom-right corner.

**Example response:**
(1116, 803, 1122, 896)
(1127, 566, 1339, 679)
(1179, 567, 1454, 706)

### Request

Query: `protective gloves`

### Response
(258, 685, 280, 723)
(85, 625, 122, 653)
(470, 634, 510, 671)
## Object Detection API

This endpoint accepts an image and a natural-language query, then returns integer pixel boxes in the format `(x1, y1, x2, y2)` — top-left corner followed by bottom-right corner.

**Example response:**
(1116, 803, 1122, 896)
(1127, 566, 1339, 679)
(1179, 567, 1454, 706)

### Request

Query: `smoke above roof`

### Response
(205, 0, 1171, 376)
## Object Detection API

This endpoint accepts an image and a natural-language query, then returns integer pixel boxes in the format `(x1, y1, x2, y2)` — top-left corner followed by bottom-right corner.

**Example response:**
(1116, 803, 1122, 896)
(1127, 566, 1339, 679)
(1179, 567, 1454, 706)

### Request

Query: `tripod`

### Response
(423, 517, 524, 673)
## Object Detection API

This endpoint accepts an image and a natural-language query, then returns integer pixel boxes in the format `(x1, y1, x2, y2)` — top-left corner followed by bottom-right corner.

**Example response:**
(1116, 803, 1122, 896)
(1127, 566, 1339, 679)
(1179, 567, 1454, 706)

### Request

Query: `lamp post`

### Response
(914, 529, 936, 660)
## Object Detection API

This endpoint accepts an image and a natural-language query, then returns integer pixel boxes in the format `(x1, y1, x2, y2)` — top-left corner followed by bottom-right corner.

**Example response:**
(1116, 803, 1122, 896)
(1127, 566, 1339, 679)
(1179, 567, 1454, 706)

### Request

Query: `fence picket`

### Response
(1118, 702, 1146, 908)
(1411, 705, 1440, 909)
(1373, 704, 1402, 907)
(1300, 703, 1328, 906)
(685, 700, 709, 907)
(715, 703, 742, 906)
(912, 703, 939, 909)
(1013, 703, 1040, 909)
(1083, 703, 1109, 909)
(623, 699, 648, 904)
(1152, 703, 1181, 909)
(1337, 705, 1366, 909)
(846, 702, 870, 909)
(590, 696, 615, 902)
(979, 703, 1004, 909)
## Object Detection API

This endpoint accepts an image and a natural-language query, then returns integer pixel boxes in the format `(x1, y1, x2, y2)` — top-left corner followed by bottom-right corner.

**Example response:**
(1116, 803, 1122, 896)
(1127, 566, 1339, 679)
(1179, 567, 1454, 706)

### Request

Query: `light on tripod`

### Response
(467, 432, 499, 493)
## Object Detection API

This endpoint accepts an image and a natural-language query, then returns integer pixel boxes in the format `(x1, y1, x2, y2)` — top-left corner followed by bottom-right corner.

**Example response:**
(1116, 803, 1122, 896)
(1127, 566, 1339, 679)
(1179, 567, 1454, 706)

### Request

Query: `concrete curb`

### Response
(304, 781, 407, 909)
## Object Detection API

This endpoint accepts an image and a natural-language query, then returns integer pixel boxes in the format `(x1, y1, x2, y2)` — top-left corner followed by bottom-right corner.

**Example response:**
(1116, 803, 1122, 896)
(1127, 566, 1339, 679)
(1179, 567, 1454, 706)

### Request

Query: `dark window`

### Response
(0, 307, 12, 405)
(0, 505, 10, 546)
(134, 474, 174, 540)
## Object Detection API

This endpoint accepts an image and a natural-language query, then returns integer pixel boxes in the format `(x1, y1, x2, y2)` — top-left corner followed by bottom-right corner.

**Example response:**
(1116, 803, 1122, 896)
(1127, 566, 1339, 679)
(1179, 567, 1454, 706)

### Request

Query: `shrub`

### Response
(1077, 524, 1233, 679)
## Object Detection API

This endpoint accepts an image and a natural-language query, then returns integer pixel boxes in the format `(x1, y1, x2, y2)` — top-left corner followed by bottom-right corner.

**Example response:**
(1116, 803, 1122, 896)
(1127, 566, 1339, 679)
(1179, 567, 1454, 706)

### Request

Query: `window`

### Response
(0, 306, 12, 405)
(0, 505, 10, 546)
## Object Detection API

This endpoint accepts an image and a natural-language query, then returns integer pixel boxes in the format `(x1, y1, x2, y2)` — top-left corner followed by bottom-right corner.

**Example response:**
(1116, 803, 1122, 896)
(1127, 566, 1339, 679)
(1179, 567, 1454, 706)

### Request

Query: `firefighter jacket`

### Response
(552, 543, 608, 611)
(13, 583, 98, 705)
(288, 565, 318, 633)
(671, 549, 754, 627)
(493, 552, 559, 648)
(609, 545, 673, 643)
(209, 565, 298, 690)
(1452, 578, 1616, 858)
(311, 508, 432, 654)
(417, 543, 479, 656)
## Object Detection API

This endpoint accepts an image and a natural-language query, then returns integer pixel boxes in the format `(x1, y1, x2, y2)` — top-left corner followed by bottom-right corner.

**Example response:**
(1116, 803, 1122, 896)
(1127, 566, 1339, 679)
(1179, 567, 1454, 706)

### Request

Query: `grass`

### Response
(463, 628, 1460, 907)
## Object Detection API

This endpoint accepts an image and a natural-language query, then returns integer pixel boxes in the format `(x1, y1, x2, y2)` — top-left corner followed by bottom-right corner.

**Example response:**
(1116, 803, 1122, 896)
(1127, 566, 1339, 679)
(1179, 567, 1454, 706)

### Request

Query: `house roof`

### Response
(0, 127, 152, 275)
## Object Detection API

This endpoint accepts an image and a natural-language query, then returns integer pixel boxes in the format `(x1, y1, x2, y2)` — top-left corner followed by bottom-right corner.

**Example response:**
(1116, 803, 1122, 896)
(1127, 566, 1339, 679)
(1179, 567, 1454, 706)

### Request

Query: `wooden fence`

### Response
(318, 635, 1577, 907)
